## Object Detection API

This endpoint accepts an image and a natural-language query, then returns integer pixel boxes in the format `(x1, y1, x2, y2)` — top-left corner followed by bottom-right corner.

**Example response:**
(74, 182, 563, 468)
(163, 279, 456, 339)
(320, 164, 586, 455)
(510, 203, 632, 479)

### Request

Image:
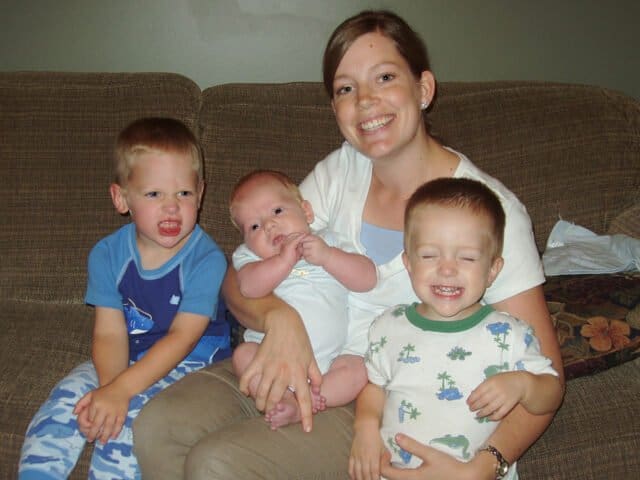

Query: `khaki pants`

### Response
(134, 359, 355, 479)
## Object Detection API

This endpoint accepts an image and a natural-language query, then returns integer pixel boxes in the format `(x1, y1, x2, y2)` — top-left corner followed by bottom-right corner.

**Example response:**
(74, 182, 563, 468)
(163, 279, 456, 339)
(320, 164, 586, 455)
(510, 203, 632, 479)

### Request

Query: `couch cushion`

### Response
(544, 272, 640, 379)
(607, 202, 640, 238)
(199, 81, 640, 255)
(518, 356, 640, 479)
(0, 72, 202, 304)
(0, 300, 94, 478)
(429, 82, 640, 251)
(198, 82, 343, 258)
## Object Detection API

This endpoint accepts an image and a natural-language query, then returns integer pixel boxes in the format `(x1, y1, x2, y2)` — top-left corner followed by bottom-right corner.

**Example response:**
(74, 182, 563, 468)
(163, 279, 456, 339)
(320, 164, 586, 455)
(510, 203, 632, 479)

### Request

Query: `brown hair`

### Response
(114, 117, 203, 185)
(322, 10, 431, 98)
(229, 169, 304, 229)
(404, 178, 506, 256)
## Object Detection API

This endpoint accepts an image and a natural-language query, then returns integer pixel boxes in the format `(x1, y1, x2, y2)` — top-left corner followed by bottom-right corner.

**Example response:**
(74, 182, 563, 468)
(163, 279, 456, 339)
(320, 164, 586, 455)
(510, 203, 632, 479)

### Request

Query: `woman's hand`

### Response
(223, 265, 323, 432)
(380, 434, 495, 480)
(238, 302, 322, 432)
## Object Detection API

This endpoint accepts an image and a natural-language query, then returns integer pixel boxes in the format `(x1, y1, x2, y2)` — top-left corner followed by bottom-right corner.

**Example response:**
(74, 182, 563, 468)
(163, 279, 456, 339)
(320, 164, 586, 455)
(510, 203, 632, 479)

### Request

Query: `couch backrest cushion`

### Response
(430, 81, 640, 249)
(200, 81, 640, 258)
(198, 82, 343, 257)
(0, 72, 201, 303)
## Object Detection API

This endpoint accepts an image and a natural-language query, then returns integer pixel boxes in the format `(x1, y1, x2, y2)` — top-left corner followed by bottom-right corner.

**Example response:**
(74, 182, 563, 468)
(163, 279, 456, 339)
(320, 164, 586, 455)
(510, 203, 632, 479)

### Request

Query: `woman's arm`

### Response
(486, 285, 565, 459)
(222, 266, 323, 432)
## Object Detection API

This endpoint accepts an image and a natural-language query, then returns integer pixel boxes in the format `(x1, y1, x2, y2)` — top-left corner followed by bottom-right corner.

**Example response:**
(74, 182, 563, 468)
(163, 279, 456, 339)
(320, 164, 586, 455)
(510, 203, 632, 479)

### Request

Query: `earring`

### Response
(420, 101, 429, 110)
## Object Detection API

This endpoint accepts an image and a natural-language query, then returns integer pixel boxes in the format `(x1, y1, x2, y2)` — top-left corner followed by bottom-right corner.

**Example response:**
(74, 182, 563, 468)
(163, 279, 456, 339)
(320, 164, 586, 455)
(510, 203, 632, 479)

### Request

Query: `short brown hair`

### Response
(322, 10, 431, 98)
(114, 117, 202, 185)
(404, 178, 506, 256)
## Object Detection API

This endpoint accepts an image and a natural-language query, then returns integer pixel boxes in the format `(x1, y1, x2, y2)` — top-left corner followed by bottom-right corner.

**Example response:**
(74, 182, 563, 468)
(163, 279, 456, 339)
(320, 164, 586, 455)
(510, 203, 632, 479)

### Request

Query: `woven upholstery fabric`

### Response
(428, 82, 640, 250)
(198, 81, 640, 257)
(608, 202, 640, 237)
(1, 73, 640, 479)
(0, 300, 93, 478)
(198, 82, 343, 257)
(0, 72, 201, 478)
(0, 72, 201, 304)
(518, 357, 640, 479)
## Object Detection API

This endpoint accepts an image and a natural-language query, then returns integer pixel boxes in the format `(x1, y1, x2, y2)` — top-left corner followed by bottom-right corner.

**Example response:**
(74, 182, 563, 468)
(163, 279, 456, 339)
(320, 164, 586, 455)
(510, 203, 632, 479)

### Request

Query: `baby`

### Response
(229, 169, 377, 429)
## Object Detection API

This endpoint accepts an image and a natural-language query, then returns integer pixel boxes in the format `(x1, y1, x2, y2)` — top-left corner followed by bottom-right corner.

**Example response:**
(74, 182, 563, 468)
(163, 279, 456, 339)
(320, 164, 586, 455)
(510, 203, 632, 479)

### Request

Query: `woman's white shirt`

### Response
(299, 141, 544, 355)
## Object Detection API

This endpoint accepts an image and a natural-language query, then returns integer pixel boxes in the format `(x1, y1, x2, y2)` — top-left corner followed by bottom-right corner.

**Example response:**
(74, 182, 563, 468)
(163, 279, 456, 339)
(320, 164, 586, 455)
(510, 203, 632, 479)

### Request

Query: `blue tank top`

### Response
(360, 222, 404, 266)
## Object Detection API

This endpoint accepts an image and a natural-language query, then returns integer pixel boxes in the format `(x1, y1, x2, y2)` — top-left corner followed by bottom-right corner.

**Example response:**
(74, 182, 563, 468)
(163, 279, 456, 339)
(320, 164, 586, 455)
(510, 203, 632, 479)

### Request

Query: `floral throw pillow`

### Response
(544, 272, 640, 380)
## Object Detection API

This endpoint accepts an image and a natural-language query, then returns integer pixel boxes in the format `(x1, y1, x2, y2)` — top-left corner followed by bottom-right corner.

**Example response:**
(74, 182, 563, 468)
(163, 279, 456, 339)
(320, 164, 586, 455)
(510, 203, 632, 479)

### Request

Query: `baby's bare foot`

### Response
(311, 389, 326, 413)
(265, 395, 299, 429)
(265, 388, 327, 429)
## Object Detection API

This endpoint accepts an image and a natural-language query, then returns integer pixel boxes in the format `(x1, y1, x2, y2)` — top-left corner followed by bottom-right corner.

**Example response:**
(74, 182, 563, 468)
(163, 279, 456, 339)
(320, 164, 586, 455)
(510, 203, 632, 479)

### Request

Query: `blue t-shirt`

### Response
(85, 223, 227, 361)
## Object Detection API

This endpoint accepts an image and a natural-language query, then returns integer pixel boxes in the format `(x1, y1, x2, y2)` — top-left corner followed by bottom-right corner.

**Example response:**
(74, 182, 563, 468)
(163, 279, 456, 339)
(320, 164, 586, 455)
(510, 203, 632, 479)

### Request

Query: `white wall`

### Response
(2, 0, 638, 99)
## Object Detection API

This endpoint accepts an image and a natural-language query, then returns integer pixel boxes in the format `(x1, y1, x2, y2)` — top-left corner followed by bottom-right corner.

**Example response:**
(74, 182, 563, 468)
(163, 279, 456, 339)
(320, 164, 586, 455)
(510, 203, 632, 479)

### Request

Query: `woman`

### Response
(134, 10, 563, 480)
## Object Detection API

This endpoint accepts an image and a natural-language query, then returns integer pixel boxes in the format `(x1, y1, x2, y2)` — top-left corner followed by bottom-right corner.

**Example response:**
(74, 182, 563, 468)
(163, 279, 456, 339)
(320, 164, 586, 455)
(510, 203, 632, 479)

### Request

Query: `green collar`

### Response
(406, 303, 494, 333)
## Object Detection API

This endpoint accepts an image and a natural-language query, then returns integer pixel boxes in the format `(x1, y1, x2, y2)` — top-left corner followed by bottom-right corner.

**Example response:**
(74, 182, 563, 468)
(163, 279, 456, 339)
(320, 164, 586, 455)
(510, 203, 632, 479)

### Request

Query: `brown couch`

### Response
(1, 72, 639, 479)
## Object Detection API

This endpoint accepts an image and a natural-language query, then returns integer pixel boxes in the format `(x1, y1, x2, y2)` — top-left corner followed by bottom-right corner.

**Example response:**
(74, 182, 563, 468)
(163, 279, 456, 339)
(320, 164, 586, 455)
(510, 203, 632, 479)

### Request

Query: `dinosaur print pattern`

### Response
(366, 304, 557, 473)
(429, 434, 471, 459)
(447, 346, 472, 360)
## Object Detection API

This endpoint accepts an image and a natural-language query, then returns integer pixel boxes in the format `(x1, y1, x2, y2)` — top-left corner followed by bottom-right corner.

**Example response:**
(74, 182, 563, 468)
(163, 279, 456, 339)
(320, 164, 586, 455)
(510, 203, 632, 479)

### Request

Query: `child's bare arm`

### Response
(74, 306, 128, 436)
(109, 311, 209, 396)
(78, 311, 209, 444)
(516, 371, 562, 414)
(237, 233, 304, 297)
(92, 307, 130, 385)
(349, 382, 387, 480)
(323, 248, 377, 292)
(300, 234, 377, 292)
(468, 371, 562, 420)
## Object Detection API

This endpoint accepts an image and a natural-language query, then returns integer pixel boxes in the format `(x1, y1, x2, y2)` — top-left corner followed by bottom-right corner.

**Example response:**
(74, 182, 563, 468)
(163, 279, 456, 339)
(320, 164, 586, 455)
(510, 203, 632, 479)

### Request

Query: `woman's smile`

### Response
(359, 114, 394, 132)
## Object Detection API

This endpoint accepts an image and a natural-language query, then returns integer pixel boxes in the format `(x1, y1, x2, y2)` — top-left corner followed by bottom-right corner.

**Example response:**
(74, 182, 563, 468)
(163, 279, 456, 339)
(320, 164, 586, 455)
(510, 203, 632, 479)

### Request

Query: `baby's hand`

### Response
(279, 232, 305, 265)
(299, 234, 331, 266)
(467, 371, 525, 421)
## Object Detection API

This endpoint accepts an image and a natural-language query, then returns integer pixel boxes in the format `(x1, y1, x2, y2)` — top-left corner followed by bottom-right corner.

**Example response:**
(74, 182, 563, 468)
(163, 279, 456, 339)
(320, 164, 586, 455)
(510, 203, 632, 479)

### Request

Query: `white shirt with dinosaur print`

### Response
(366, 304, 558, 478)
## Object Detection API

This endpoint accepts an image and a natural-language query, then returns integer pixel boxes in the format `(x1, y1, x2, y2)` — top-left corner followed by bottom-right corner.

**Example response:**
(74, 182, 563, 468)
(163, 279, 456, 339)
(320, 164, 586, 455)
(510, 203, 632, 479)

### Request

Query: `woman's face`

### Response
(331, 31, 431, 162)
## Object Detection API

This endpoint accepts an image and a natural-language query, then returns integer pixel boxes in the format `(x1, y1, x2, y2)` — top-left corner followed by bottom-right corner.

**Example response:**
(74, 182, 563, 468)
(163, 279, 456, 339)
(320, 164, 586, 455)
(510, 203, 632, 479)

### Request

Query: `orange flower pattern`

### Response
(543, 273, 640, 380)
(580, 316, 631, 352)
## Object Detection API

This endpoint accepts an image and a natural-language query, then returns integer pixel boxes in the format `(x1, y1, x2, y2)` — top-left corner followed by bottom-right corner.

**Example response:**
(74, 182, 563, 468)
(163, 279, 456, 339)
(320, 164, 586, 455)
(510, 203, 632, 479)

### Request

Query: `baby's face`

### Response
(232, 178, 312, 259)
(403, 204, 502, 321)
